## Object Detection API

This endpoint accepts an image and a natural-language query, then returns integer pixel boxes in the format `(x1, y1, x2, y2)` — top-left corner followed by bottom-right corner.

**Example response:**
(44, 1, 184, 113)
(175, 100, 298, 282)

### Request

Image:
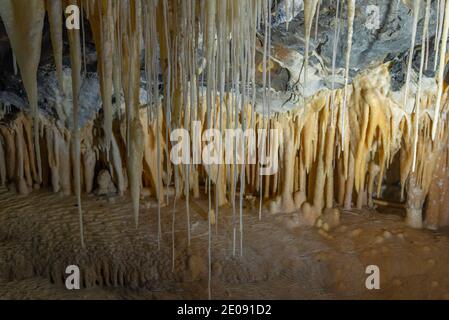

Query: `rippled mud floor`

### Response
(1, 186, 449, 300)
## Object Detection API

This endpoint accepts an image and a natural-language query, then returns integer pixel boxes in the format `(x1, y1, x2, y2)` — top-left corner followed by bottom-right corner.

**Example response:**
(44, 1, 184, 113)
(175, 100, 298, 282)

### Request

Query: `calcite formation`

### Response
(0, 0, 449, 297)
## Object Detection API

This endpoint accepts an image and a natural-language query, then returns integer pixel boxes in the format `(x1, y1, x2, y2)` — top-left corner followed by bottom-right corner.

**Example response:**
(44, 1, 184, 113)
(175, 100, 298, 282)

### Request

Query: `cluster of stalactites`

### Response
(1, 63, 448, 228)
(1, 0, 449, 248)
(0, 0, 273, 248)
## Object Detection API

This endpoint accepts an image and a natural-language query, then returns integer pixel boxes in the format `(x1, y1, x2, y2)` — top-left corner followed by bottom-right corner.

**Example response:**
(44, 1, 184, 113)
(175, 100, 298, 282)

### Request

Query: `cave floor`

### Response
(1, 186, 449, 300)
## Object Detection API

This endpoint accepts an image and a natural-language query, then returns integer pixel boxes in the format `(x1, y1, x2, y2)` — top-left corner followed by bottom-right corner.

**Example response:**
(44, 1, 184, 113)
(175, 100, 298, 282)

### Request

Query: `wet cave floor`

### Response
(1, 186, 449, 300)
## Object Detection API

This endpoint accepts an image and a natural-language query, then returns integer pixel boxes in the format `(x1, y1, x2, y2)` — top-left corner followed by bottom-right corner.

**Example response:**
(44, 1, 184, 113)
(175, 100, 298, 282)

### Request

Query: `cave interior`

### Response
(1, 0, 449, 300)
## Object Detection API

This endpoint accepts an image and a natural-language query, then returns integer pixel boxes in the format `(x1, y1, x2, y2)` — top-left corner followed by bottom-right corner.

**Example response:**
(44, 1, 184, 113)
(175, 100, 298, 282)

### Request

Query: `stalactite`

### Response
(161, 0, 172, 209)
(14, 120, 28, 195)
(259, 1, 269, 220)
(0, 127, 15, 183)
(82, 122, 96, 194)
(314, 0, 321, 42)
(324, 106, 336, 209)
(434, 0, 445, 71)
(330, 0, 341, 124)
(367, 162, 380, 208)
(0, 135, 6, 186)
(46, 0, 64, 90)
(303, 0, 319, 95)
(425, 131, 449, 229)
(412, 0, 430, 172)
(110, 131, 126, 196)
(341, 0, 355, 150)
(66, 0, 85, 248)
(403, 0, 420, 137)
(129, 117, 145, 227)
(0, 0, 45, 184)
(12, 53, 17, 76)
(22, 116, 39, 185)
(205, 0, 216, 299)
(269, 123, 298, 214)
(87, 0, 115, 149)
(432, 0, 449, 140)
(119, 0, 144, 228)
(112, 0, 123, 122)
(45, 126, 60, 193)
(58, 129, 72, 196)
(344, 153, 355, 210)
(19, 117, 34, 190)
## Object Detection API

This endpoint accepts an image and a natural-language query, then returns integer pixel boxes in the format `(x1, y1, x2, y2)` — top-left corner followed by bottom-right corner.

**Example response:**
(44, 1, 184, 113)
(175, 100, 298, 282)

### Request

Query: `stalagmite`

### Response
(269, 124, 299, 214)
(406, 173, 426, 229)
(425, 134, 449, 229)
(83, 148, 96, 194)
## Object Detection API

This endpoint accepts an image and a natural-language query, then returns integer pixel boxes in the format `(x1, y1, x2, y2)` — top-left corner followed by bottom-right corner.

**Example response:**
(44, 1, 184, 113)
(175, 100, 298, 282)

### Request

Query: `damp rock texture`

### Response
(272, 0, 440, 86)
(2, 189, 449, 299)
